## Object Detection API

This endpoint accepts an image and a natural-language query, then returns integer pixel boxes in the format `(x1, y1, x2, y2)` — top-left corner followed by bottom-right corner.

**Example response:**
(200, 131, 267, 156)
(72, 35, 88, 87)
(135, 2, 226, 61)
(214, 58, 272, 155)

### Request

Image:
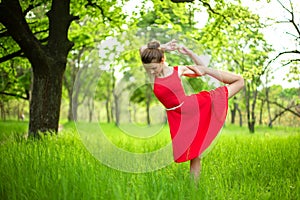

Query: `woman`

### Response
(140, 40, 244, 179)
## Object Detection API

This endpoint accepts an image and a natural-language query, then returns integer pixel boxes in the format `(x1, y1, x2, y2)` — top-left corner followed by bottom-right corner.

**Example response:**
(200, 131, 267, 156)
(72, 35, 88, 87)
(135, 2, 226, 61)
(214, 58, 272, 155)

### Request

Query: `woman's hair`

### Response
(141, 40, 164, 64)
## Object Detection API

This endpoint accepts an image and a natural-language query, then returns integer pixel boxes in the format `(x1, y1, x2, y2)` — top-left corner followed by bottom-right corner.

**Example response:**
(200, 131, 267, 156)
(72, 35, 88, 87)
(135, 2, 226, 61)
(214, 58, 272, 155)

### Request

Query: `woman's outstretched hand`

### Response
(177, 46, 193, 55)
(161, 39, 178, 51)
(186, 65, 206, 76)
(181, 65, 206, 77)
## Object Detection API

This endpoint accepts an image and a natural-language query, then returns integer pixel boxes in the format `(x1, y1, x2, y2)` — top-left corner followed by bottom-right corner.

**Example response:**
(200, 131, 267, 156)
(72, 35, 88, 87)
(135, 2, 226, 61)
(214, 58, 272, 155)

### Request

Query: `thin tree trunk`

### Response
(250, 89, 258, 131)
(237, 106, 243, 127)
(0, 102, 6, 121)
(259, 99, 265, 125)
(133, 104, 137, 123)
(114, 93, 120, 126)
(72, 86, 79, 121)
(88, 97, 94, 122)
(230, 108, 236, 124)
(230, 97, 238, 124)
(68, 97, 74, 121)
(245, 83, 256, 133)
(105, 98, 111, 123)
(266, 87, 272, 127)
(128, 102, 132, 123)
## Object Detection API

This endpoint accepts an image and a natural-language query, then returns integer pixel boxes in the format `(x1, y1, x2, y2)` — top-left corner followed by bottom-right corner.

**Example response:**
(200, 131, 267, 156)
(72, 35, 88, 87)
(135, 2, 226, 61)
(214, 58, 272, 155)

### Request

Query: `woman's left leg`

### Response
(190, 157, 201, 180)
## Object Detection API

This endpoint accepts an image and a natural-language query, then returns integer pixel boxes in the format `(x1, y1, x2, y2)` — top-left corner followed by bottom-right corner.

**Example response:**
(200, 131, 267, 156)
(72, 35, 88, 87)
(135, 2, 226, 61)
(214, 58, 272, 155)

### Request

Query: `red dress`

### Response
(153, 66, 228, 163)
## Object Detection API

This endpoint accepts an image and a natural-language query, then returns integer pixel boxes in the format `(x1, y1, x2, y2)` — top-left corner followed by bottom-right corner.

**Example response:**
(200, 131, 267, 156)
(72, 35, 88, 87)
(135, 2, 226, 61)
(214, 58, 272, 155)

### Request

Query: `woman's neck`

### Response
(144, 63, 172, 79)
(154, 63, 170, 77)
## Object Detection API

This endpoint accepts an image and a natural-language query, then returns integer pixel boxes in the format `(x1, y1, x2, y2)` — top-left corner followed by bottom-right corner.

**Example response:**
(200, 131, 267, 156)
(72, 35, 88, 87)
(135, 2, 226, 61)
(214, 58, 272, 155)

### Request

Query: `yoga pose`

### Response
(140, 40, 244, 179)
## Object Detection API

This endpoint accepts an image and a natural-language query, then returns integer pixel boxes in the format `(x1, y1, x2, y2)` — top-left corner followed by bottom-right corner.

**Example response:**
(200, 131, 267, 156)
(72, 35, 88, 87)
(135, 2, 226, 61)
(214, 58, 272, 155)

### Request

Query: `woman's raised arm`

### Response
(193, 65, 244, 98)
(178, 46, 209, 67)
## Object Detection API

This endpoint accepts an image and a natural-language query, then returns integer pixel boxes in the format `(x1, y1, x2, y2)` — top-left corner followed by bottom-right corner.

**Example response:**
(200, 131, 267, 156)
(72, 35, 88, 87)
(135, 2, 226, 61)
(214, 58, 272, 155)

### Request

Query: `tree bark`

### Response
(259, 99, 265, 125)
(105, 98, 111, 123)
(237, 105, 243, 127)
(29, 66, 64, 135)
(230, 108, 236, 124)
(113, 93, 120, 126)
(245, 83, 256, 133)
(230, 97, 237, 124)
(112, 68, 120, 126)
(87, 97, 94, 122)
(266, 87, 273, 127)
(0, 102, 6, 121)
(250, 88, 258, 131)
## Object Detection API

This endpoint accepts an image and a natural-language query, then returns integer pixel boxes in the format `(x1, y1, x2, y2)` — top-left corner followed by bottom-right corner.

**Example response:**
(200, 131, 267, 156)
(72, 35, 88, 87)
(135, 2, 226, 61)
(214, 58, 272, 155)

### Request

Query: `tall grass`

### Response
(0, 121, 299, 200)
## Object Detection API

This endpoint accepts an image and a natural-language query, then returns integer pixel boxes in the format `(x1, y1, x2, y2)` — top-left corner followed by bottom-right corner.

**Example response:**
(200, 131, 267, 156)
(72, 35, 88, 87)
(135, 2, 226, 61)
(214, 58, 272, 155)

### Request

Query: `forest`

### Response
(0, 0, 299, 136)
(0, 0, 300, 199)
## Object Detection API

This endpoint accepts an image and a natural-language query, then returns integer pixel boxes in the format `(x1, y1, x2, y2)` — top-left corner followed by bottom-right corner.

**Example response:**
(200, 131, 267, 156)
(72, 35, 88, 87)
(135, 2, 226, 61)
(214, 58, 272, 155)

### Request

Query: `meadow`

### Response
(0, 121, 299, 200)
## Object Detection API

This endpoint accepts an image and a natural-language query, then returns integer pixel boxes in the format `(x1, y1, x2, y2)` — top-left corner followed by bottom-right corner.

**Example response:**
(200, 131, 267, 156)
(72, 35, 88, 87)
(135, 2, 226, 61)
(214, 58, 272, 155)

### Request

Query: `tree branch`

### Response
(263, 99, 300, 117)
(23, 2, 43, 17)
(0, 0, 46, 66)
(270, 50, 300, 63)
(276, 0, 291, 14)
(0, 91, 29, 100)
(282, 59, 300, 66)
(0, 50, 23, 63)
(198, 0, 230, 24)
(0, 37, 48, 64)
(85, 0, 113, 22)
(276, 0, 300, 37)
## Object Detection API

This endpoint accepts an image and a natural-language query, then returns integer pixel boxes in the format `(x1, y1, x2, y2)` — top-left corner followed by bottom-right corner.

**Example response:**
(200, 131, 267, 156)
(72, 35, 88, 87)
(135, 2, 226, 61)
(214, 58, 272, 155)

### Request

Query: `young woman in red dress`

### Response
(140, 40, 244, 179)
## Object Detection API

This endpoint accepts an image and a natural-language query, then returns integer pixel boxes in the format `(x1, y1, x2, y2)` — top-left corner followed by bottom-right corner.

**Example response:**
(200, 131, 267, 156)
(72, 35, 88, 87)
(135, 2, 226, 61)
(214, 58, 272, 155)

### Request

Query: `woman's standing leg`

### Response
(190, 157, 201, 180)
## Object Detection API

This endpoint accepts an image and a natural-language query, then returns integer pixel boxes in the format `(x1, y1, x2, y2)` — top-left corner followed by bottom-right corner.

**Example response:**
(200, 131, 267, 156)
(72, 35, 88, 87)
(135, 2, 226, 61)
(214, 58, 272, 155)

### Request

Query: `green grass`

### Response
(0, 121, 299, 200)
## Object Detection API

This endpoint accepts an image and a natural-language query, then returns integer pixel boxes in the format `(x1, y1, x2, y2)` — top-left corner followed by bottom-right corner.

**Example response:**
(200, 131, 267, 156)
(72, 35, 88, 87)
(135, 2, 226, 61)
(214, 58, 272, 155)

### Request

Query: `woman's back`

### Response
(153, 67, 186, 110)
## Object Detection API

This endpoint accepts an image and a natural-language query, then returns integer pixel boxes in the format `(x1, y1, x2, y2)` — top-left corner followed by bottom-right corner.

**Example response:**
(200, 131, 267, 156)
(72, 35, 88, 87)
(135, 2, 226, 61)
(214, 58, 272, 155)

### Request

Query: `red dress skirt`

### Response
(153, 66, 228, 163)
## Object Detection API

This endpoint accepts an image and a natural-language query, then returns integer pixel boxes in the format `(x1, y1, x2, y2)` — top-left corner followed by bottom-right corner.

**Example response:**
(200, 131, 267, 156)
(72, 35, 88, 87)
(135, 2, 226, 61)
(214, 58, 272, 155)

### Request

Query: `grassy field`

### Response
(0, 121, 299, 200)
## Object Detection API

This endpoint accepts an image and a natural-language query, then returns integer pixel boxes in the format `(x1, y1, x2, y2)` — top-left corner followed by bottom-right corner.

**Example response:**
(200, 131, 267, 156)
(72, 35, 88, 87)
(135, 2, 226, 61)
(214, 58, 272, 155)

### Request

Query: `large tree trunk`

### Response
(29, 65, 64, 136)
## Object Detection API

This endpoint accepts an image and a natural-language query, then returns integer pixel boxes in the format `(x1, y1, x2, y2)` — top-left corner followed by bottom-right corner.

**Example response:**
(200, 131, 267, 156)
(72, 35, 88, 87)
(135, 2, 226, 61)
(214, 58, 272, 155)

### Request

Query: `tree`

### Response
(0, 0, 77, 136)
(0, 0, 127, 136)
(259, 85, 300, 127)
(198, 3, 272, 132)
(259, 0, 300, 127)
(270, 0, 300, 83)
(64, 48, 100, 121)
(95, 71, 113, 123)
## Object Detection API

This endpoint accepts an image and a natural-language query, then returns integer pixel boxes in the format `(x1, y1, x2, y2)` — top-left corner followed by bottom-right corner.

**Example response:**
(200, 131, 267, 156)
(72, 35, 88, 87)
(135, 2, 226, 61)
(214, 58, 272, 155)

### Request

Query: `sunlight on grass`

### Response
(0, 121, 299, 199)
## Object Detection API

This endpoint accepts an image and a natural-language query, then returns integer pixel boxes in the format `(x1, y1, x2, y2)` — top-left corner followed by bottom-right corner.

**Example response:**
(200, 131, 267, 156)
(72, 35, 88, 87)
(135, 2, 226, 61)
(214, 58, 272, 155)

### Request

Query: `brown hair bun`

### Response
(147, 40, 160, 49)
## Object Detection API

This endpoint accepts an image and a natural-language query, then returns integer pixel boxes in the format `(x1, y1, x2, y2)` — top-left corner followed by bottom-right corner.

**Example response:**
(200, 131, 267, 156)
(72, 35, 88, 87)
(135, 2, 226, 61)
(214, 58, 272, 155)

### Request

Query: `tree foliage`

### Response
(0, 0, 298, 132)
